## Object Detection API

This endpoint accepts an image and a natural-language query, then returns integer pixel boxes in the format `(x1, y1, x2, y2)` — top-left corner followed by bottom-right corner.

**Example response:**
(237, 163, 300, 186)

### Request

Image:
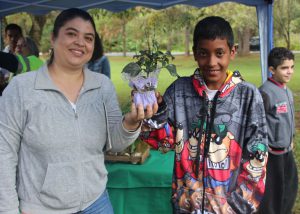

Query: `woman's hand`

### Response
(123, 102, 158, 131)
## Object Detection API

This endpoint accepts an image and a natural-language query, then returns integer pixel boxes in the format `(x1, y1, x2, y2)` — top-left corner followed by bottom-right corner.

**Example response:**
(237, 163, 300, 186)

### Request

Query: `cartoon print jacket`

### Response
(141, 69, 268, 214)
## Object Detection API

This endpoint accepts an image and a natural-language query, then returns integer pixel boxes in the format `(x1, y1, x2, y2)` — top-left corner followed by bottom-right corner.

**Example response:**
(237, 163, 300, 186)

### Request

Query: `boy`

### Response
(141, 16, 268, 213)
(3, 23, 23, 54)
(258, 47, 298, 214)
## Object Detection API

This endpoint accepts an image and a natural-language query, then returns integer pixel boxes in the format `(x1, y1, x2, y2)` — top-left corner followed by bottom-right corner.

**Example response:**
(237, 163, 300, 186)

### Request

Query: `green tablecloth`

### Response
(105, 150, 174, 214)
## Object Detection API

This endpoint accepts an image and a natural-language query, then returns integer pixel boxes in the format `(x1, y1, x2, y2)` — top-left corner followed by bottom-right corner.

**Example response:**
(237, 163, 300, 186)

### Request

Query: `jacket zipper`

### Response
(286, 89, 294, 147)
(65, 93, 85, 209)
(201, 91, 220, 213)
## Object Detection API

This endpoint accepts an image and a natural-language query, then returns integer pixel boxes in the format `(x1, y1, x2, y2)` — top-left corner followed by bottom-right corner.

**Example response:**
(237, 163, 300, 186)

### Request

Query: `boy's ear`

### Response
(230, 45, 237, 60)
(269, 66, 275, 75)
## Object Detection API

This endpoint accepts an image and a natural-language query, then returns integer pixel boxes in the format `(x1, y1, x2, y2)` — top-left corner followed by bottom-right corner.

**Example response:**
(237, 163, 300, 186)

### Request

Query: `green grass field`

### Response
(108, 53, 300, 213)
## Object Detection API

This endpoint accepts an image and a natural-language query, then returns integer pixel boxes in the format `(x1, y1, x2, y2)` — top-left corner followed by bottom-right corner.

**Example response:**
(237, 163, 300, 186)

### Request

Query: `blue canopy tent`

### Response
(0, 0, 273, 82)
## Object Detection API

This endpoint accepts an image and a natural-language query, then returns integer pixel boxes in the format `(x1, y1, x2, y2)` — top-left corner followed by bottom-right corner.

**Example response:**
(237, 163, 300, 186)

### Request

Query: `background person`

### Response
(258, 47, 298, 214)
(0, 36, 44, 86)
(141, 16, 268, 213)
(2, 23, 23, 54)
(0, 8, 157, 214)
(0, 24, 23, 89)
(15, 36, 44, 73)
(87, 35, 111, 78)
(15, 36, 39, 57)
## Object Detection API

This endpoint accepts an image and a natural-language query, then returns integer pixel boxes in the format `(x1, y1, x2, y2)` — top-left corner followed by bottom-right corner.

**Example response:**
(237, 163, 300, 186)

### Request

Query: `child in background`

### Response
(141, 16, 268, 213)
(258, 47, 298, 214)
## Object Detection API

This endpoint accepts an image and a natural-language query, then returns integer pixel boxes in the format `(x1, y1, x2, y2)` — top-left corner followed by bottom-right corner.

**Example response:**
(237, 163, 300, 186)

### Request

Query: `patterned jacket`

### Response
(141, 69, 268, 214)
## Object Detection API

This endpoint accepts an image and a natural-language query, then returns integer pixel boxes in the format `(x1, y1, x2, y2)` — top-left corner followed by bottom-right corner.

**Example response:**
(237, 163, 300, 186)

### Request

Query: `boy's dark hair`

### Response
(193, 16, 234, 50)
(49, 8, 101, 65)
(5, 23, 22, 35)
(268, 47, 294, 69)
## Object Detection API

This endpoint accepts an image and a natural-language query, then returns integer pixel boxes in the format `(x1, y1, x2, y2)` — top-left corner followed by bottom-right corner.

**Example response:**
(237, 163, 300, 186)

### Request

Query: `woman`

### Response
(15, 37, 44, 73)
(0, 8, 157, 214)
(15, 36, 40, 57)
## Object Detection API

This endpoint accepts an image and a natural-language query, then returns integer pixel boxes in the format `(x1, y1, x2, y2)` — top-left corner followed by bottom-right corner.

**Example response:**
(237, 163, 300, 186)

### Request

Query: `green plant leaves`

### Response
(122, 62, 142, 77)
(165, 64, 179, 77)
(122, 40, 179, 78)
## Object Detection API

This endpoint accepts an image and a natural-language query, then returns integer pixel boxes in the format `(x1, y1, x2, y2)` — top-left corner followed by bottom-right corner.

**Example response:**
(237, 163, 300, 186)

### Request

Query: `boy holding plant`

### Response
(141, 16, 268, 213)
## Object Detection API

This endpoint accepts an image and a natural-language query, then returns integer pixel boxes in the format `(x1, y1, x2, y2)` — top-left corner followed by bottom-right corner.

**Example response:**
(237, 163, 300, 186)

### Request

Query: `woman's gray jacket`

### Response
(0, 65, 140, 213)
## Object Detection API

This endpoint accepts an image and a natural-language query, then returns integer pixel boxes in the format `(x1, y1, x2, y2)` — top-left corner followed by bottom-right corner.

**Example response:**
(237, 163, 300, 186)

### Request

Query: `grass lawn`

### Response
(108, 53, 300, 213)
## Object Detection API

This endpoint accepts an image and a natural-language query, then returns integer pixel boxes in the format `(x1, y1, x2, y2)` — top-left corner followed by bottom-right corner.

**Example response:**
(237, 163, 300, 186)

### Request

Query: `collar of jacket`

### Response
(192, 68, 243, 98)
(268, 77, 285, 89)
(34, 64, 102, 92)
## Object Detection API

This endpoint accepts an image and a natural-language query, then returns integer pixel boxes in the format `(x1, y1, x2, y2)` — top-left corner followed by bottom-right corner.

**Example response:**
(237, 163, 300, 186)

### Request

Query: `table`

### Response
(106, 150, 175, 214)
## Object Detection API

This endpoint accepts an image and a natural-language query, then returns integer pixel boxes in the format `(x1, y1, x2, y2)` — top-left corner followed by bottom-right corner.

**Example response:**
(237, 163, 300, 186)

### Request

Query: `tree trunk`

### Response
(287, 31, 291, 50)
(167, 32, 173, 52)
(122, 20, 126, 57)
(29, 14, 46, 49)
(237, 27, 251, 56)
(184, 25, 190, 56)
(1, 18, 7, 49)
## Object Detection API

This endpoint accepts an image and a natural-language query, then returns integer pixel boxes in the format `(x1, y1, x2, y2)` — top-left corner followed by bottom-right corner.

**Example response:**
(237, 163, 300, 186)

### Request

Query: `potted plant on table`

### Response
(122, 39, 179, 109)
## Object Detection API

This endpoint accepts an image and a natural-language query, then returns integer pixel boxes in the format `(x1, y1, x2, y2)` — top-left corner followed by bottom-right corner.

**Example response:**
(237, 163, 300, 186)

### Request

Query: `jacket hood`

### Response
(192, 68, 243, 98)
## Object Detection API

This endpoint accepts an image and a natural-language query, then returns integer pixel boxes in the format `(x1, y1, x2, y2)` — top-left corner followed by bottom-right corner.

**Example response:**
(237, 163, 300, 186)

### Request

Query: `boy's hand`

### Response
(155, 91, 163, 104)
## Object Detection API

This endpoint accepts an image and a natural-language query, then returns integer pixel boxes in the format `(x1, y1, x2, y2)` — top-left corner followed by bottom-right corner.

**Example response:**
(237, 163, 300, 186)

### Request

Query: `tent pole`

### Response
(256, 2, 273, 84)
(268, 3, 273, 56)
(0, 17, 2, 50)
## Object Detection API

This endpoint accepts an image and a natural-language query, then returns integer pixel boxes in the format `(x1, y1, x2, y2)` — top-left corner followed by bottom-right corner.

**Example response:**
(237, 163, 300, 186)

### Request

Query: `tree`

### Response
(141, 6, 204, 56)
(1, 18, 7, 49)
(273, 0, 300, 49)
(39, 11, 59, 53)
(29, 14, 47, 48)
(113, 9, 140, 56)
(204, 3, 257, 55)
(91, 8, 140, 56)
(169, 6, 205, 56)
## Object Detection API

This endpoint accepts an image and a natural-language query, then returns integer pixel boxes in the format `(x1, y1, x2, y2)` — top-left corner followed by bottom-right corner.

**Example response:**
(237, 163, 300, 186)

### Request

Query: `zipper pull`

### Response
(71, 104, 78, 119)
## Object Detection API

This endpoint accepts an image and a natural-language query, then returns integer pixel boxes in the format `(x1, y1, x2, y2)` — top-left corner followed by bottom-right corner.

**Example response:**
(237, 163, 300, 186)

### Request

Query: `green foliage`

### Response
(4, 3, 300, 56)
(39, 11, 58, 53)
(122, 39, 178, 78)
(273, 0, 300, 48)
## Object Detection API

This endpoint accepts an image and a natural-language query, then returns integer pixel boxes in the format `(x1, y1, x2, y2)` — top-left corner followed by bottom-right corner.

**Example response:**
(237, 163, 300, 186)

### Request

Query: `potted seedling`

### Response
(105, 39, 179, 164)
(122, 39, 179, 109)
